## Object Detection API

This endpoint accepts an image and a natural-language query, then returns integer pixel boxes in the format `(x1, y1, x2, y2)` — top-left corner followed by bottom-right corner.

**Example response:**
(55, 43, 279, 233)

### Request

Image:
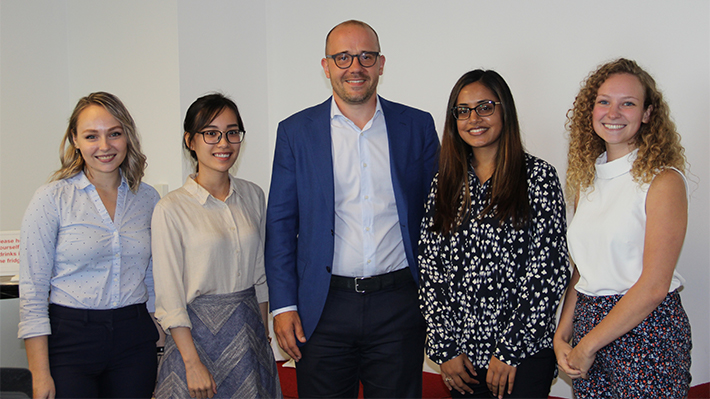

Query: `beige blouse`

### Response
(152, 174, 267, 331)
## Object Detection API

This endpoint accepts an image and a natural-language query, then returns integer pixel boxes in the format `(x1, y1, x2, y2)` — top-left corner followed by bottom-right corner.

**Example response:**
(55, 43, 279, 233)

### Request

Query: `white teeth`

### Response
(214, 153, 230, 158)
(347, 80, 364, 83)
(469, 128, 487, 134)
(604, 124, 625, 129)
(97, 155, 114, 160)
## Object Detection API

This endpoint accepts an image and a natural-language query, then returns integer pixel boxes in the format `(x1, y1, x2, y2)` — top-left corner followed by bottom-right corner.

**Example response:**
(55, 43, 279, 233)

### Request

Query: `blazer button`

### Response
(326, 266, 332, 273)
(330, 229, 334, 236)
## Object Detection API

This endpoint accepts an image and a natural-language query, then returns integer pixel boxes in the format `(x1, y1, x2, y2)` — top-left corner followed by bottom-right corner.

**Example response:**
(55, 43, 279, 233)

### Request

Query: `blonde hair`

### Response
(566, 58, 686, 199)
(52, 92, 147, 192)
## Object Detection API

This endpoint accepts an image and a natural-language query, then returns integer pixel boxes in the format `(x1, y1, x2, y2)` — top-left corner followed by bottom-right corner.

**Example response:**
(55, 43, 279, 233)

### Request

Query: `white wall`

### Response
(0, 1, 707, 397)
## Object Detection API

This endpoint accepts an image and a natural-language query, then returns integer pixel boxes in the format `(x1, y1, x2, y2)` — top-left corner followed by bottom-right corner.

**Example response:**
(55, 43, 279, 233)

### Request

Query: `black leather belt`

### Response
(330, 268, 412, 294)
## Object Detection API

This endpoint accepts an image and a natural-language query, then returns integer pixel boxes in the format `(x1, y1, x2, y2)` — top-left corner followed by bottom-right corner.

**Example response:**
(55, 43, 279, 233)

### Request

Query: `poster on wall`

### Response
(0, 231, 20, 276)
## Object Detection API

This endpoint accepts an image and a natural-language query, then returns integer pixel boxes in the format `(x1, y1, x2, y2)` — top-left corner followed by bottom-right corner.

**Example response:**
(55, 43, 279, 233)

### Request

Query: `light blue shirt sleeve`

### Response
(18, 172, 159, 339)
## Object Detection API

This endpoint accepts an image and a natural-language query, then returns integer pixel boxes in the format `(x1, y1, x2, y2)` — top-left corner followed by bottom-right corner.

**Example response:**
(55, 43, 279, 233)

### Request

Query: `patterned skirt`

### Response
(155, 288, 282, 398)
(572, 290, 691, 399)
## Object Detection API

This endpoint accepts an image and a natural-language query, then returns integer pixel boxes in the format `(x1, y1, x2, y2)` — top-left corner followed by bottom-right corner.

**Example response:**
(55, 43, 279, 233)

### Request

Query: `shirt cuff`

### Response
(271, 305, 297, 317)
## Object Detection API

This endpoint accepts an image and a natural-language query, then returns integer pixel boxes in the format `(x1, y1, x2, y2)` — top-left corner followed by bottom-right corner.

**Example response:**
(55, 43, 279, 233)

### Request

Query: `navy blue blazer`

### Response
(265, 96, 439, 341)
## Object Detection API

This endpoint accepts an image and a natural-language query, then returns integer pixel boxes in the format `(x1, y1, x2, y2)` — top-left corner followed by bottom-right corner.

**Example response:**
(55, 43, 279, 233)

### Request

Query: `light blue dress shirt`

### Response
(271, 98, 409, 317)
(18, 171, 160, 339)
(330, 97, 408, 278)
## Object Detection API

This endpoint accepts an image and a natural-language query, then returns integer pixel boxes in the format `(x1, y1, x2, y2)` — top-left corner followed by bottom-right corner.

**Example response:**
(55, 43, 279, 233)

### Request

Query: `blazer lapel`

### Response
(381, 97, 411, 218)
(307, 99, 335, 216)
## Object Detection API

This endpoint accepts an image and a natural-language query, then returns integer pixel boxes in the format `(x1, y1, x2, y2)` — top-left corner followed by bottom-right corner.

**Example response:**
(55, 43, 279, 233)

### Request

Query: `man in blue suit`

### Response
(265, 20, 439, 398)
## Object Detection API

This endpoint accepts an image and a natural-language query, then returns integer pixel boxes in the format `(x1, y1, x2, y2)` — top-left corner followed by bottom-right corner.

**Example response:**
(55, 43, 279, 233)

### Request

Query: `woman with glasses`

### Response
(418, 70, 569, 398)
(554, 59, 691, 398)
(152, 93, 281, 398)
(18, 92, 161, 398)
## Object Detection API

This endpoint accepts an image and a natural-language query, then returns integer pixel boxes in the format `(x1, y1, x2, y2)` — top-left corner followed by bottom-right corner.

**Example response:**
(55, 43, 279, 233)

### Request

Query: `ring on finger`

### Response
(444, 376, 453, 382)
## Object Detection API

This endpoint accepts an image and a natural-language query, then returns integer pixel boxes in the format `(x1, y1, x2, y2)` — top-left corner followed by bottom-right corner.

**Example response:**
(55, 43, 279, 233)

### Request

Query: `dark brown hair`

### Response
(183, 93, 244, 172)
(432, 70, 529, 234)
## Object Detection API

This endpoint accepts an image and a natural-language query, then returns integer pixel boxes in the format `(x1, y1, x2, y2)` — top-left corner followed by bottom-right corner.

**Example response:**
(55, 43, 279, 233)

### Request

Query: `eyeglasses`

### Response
(325, 51, 380, 69)
(196, 129, 246, 144)
(452, 101, 502, 120)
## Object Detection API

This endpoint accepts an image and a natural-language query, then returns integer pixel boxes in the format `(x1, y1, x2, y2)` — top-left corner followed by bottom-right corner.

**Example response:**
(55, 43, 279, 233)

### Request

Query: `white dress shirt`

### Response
(151, 174, 268, 331)
(19, 171, 160, 339)
(330, 97, 408, 278)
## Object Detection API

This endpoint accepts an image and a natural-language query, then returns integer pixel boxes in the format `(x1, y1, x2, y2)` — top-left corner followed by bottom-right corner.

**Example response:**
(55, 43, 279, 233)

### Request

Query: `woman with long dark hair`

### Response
(419, 70, 569, 398)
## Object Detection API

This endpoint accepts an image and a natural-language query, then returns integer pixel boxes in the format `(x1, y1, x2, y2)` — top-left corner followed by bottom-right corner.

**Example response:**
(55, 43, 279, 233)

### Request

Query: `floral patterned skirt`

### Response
(572, 290, 691, 399)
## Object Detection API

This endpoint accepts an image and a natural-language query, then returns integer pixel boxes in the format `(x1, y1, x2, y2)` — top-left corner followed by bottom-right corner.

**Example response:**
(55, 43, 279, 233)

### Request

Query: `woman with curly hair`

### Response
(419, 70, 569, 398)
(554, 58, 692, 398)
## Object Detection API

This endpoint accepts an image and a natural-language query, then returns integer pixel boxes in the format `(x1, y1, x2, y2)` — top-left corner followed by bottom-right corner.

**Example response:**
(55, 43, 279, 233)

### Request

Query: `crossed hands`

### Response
(553, 336, 596, 380)
(439, 354, 517, 399)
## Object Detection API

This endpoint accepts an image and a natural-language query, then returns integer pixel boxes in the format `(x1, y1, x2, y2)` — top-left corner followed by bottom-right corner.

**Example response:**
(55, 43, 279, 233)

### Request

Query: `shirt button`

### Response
(114, 253, 120, 258)
(365, 227, 370, 232)
(364, 195, 369, 200)
(367, 259, 371, 264)
(363, 163, 367, 168)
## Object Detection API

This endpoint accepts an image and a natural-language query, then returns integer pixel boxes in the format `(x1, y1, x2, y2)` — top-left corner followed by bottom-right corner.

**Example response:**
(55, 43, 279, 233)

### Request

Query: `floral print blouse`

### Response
(418, 154, 569, 368)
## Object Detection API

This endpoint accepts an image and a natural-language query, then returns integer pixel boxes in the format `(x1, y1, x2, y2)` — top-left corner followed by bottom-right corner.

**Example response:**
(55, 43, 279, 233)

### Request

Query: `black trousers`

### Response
(450, 348, 557, 399)
(47, 303, 159, 398)
(296, 277, 426, 398)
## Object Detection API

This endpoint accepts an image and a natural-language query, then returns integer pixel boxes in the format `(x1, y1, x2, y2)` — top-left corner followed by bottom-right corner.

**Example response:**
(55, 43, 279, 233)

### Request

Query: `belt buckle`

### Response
(354, 276, 372, 294)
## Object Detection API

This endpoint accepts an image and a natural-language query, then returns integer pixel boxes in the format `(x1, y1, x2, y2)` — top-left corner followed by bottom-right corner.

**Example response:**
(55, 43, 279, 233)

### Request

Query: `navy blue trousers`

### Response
(48, 303, 159, 398)
(296, 278, 426, 398)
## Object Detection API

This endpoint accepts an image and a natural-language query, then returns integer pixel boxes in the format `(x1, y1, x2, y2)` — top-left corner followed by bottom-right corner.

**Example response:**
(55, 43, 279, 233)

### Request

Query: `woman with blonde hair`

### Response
(19, 92, 161, 398)
(554, 58, 692, 398)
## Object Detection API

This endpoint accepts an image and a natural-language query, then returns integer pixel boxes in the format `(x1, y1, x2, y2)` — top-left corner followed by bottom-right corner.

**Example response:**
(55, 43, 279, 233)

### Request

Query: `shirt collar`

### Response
(184, 173, 239, 205)
(329, 96, 383, 127)
(595, 148, 638, 180)
(71, 169, 128, 191)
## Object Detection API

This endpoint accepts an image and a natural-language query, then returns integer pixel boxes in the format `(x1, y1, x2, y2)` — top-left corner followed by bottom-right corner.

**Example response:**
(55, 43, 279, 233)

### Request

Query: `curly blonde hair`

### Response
(52, 92, 147, 192)
(566, 58, 686, 199)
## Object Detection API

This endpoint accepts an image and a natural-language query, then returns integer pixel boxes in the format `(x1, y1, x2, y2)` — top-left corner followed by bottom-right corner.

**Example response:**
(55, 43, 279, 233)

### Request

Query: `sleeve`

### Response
(18, 185, 60, 339)
(143, 188, 161, 313)
(151, 201, 191, 331)
(418, 175, 461, 364)
(421, 113, 440, 194)
(264, 121, 300, 311)
(494, 161, 570, 366)
(253, 185, 269, 304)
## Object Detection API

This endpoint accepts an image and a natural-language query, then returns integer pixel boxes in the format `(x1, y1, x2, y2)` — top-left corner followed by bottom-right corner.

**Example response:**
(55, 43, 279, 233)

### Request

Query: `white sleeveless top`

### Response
(568, 149, 686, 296)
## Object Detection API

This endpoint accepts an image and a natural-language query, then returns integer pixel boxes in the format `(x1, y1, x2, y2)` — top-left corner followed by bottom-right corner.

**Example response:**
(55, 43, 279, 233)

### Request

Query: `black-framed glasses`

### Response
(452, 101, 502, 120)
(196, 129, 246, 144)
(325, 51, 380, 69)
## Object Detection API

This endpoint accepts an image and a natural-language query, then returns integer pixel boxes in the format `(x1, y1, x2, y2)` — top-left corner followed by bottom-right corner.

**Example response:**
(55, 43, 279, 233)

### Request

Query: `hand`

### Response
(566, 340, 596, 380)
(553, 334, 582, 379)
(184, 360, 217, 398)
(273, 311, 306, 361)
(486, 356, 516, 399)
(439, 354, 479, 395)
(31, 370, 55, 399)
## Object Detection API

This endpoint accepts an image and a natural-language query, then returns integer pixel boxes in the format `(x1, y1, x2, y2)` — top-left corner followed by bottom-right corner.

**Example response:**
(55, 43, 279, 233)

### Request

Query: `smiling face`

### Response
(321, 23, 385, 108)
(456, 82, 503, 153)
(592, 73, 652, 160)
(73, 104, 128, 182)
(185, 107, 241, 176)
